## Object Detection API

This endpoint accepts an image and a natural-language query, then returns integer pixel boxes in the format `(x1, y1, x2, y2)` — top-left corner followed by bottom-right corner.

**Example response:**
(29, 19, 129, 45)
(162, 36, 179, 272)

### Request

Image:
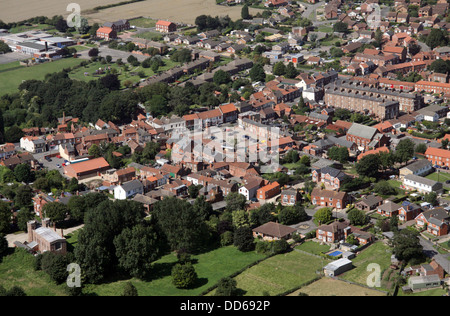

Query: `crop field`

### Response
(289, 278, 387, 296)
(0, 0, 263, 25)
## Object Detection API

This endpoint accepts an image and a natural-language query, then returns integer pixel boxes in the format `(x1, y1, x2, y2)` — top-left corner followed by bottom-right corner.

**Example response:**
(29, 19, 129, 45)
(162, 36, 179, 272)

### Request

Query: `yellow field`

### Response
(288, 278, 387, 296)
(0, 0, 263, 25)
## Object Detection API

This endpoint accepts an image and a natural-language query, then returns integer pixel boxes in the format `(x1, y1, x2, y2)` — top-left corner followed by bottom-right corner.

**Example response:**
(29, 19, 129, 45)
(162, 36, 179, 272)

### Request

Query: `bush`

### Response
(171, 263, 198, 289)
(220, 231, 233, 247)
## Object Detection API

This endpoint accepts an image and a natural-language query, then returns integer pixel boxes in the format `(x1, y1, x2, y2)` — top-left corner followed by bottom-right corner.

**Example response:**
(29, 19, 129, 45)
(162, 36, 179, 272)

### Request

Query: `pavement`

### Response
(0, 51, 29, 64)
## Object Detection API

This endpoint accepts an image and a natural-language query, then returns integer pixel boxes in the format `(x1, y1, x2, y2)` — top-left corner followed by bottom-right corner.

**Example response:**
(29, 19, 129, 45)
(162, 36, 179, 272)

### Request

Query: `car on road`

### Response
(56, 164, 61, 168)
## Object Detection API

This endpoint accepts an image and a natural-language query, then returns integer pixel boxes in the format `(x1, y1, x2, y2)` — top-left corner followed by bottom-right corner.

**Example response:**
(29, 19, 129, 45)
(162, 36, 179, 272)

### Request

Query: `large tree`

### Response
(394, 138, 415, 165)
(356, 154, 381, 178)
(153, 197, 208, 253)
(391, 229, 424, 264)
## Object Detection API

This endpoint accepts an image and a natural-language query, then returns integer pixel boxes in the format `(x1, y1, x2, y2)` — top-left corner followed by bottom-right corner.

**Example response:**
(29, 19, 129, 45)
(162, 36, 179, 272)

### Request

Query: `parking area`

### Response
(0, 51, 29, 64)
(32, 151, 68, 176)
(76, 46, 148, 62)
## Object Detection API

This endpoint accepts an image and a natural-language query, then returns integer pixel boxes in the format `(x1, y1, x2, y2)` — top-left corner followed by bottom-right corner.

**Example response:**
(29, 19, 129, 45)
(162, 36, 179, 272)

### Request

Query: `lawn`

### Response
(426, 172, 450, 185)
(295, 241, 330, 256)
(397, 287, 447, 296)
(129, 17, 157, 28)
(339, 241, 393, 292)
(212, 250, 328, 296)
(68, 58, 180, 88)
(82, 246, 265, 296)
(0, 248, 68, 296)
(0, 57, 85, 96)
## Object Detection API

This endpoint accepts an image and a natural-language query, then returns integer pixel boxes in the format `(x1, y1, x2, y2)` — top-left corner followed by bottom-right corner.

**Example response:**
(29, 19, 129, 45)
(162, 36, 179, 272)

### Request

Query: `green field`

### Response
(83, 246, 265, 296)
(215, 250, 328, 296)
(0, 58, 85, 96)
(129, 17, 157, 28)
(426, 172, 450, 184)
(295, 241, 330, 256)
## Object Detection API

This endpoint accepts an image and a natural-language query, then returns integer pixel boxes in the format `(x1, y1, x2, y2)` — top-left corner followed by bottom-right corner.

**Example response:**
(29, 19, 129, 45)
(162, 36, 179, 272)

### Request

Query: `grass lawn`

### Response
(72, 45, 90, 52)
(212, 250, 328, 296)
(426, 172, 450, 185)
(83, 246, 265, 296)
(129, 17, 157, 28)
(295, 241, 330, 256)
(0, 248, 68, 296)
(136, 31, 163, 40)
(397, 287, 447, 296)
(339, 241, 393, 292)
(68, 58, 180, 88)
(0, 58, 85, 96)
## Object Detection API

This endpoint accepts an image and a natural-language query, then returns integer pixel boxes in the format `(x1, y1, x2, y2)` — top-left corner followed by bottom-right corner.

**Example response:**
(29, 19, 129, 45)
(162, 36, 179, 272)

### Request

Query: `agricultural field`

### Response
(208, 250, 328, 296)
(289, 277, 386, 296)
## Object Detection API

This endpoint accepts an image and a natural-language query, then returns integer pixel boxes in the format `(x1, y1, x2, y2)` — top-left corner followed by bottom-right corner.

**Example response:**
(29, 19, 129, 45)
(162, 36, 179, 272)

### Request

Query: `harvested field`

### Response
(288, 278, 387, 296)
(0, 0, 263, 25)
(0, 0, 127, 23)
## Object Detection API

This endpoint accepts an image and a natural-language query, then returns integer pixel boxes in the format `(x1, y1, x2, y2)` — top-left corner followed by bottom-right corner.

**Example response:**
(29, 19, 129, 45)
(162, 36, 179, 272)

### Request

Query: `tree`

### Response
(373, 180, 397, 196)
(88, 48, 99, 57)
(424, 29, 448, 50)
(40, 252, 71, 284)
(226, 192, 247, 212)
(356, 154, 381, 178)
(188, 184, 202, 199)
(213, 69, 232, 85)
(278, 204, 308, 225)
(114, 224, 163, 279)
(76, 17, 90, 34)
(273, 61, 286, 76)
(0, 201, 11, 234)
(424, 191, 438, 206)
(14, 164, 33, 183)
(0, 234, 8, 257)
(327, 146, 349, 163)
(249, 63, 266, 82)
(100, 74, 121, 91)
(88, 144, 102, 158)
(5, 126, 23, 143)
(391, 229, 424, 264)
(55, 17, 68, 32)
(430, 59, 450, 74)
(314, 207, 333, 224)
(42, 202, 69, 224)
(347, 208, 369, 226)
(171, 262, 198, 289)
(14, 185, 33, 209)
(395, 138, 415, 165)
(153, 197, 208, 253)
(285, 62, 298, 79)
(122, 282, 138, 296)
(233, 226, 255, 252)
(333, 21, 348, 33)
(241, 4, 250, 19)
(215, 277, 239, 296)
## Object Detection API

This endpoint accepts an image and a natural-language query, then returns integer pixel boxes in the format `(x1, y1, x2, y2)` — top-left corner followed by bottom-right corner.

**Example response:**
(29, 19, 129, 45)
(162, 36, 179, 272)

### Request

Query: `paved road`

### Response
(302, 1, 325, 21)
(0, 51, 29, 64)
(419, 236, 450, 274)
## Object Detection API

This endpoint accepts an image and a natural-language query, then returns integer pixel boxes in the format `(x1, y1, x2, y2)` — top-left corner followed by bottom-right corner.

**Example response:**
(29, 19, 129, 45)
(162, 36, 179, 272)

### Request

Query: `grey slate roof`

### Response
(347, 123, 378, 140)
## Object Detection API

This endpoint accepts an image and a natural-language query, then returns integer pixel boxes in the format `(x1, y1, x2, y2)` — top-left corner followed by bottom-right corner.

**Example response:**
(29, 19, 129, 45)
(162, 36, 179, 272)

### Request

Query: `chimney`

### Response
(27, 220, 36, 242)
(45, 41, 48, 52)
(42, 218, 50, 228)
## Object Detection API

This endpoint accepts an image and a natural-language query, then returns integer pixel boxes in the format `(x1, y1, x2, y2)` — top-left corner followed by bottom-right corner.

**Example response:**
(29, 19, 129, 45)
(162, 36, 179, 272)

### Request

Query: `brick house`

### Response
(26, 219, 67, 255)
(156, 20, 177, 33)
(398, 201, 422, 222)
(415, 207, 450, 236)
(257, 181, 281, 201)
(96, 27, 117, 40)
(311, 188, 349, 209)
(280, 189, 301, 206)
(312, 166, 347, 190)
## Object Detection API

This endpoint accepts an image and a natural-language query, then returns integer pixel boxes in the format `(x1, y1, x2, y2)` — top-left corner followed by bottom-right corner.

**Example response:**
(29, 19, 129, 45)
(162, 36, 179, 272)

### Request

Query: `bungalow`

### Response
(252, 221, 297, 241)
(355, 195, 383, 211)
(377, 200, 401, 218)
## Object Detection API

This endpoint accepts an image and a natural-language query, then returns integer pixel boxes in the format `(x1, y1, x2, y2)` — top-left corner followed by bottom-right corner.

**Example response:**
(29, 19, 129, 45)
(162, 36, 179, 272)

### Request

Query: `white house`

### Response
(20, 136, 46, 153)
(114, 179, 144, 200)
(238, 179, 261, 200)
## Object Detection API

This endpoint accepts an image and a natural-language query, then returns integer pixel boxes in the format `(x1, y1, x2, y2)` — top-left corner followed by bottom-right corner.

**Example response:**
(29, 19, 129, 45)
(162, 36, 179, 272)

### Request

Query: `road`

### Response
(419, 236, 450, 274)
(301, 1, 325, 22)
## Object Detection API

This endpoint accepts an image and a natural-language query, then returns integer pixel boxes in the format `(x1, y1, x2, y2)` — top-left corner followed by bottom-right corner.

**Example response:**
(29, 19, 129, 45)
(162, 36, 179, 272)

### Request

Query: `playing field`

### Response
(0, 0, 263, 25)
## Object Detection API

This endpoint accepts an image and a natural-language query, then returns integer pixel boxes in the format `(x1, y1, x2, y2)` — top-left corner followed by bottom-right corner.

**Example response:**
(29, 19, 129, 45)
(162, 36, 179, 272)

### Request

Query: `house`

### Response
(399, 160, 433, 179)
(316, 221, 350, 243)
(252, 221, 297, 241)
(311, 166, 347, 190)
(346, 123, 388, 151)
(355, 195, 383, 211)
(96, 27, 117, 40)
(238, 179, 262, 200)
(114, 179, 144, 200)
(280, 189, 301, 206)
(415, 207, 450, 236)
(101, 167, 136, 185)
(407, 275, 441, 291)
(20, 136, 46, 153)
(155, 20, 177, 33)
(402, 174, 443, 194)
(311, 188, 349, 210)
(398, 201, 422, 222)
(257, 182, 281, 201)
(103, 19, 130, 32)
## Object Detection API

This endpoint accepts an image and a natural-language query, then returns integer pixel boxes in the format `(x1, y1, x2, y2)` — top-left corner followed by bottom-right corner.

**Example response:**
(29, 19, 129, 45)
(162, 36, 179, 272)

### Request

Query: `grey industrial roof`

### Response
(34, 227, 65, 243)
